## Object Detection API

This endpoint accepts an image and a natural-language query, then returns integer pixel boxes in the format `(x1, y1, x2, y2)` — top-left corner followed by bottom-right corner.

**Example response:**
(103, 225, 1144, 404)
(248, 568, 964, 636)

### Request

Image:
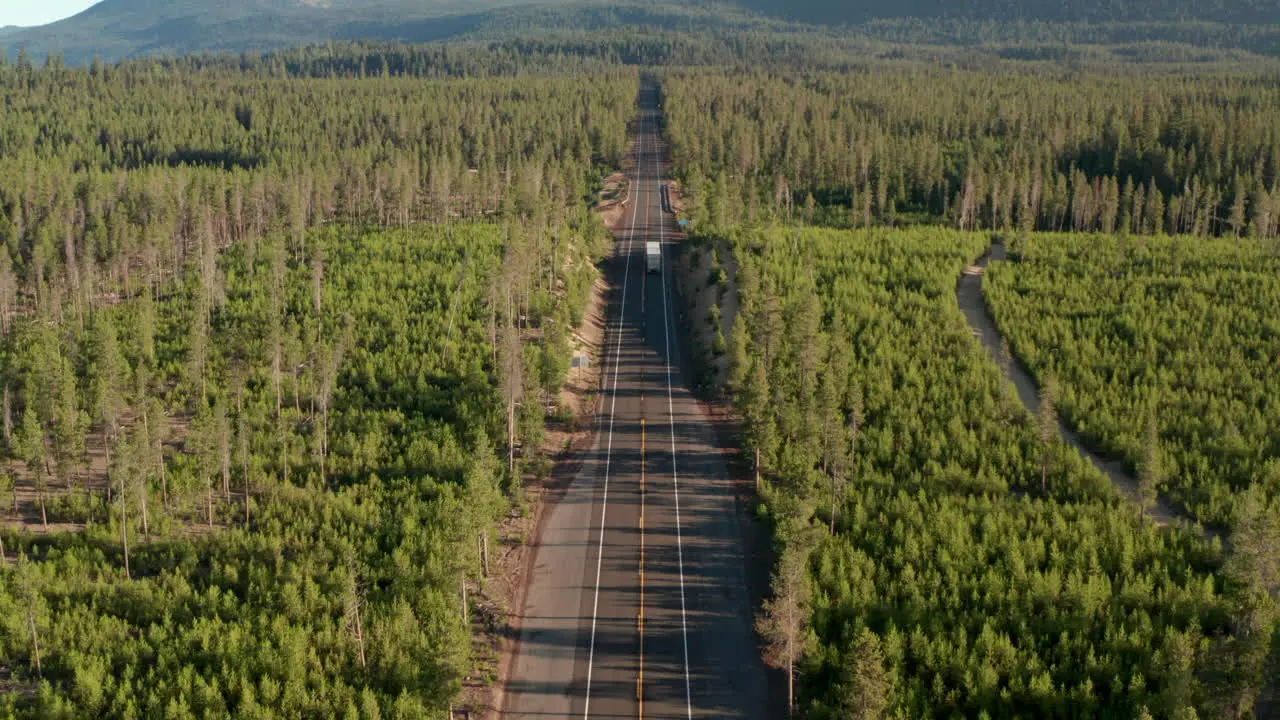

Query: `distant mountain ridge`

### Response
(737, 0, 1280, 25)
(3, 0, 1279, 64)
(0, 0, 557, 63)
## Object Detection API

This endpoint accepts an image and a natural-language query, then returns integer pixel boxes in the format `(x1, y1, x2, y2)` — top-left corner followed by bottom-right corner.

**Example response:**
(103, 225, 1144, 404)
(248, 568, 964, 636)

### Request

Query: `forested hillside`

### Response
(733, 0, 1280, 25)
(0, 0, 555, 64)
(0, 51, 635, 717)
(1, 0, 779, 65)
(4, 0, 1280, 64)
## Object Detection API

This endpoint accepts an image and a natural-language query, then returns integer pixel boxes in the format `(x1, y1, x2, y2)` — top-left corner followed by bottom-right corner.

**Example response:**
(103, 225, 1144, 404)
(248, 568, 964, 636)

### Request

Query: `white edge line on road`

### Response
(582, 108, 645, 719)
(655, 98, 695, 719)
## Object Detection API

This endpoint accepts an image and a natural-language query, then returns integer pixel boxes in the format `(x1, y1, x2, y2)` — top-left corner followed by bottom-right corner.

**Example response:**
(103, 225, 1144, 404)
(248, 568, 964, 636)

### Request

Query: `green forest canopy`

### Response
(720, 225, 1273, 717)
(0, 40, 1276, 718)
(0, 52, 630, 717)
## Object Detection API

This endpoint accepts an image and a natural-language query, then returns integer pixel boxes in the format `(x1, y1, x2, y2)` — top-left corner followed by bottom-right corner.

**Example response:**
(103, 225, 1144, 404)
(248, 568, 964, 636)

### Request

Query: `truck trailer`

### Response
(646, 241, 661, 274)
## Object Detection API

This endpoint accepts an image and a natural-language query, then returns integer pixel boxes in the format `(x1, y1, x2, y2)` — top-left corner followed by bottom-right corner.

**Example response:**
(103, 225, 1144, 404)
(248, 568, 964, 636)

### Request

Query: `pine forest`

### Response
(0, 32, 1277, 720)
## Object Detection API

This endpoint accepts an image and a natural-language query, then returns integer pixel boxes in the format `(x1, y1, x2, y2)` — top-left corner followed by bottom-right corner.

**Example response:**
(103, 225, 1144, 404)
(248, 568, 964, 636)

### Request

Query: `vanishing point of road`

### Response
(502, 83, 772, 719)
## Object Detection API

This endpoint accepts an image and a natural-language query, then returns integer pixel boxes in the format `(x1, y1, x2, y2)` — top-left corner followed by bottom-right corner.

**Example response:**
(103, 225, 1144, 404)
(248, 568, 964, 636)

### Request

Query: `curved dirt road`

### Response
(957, 242, 1216, 537)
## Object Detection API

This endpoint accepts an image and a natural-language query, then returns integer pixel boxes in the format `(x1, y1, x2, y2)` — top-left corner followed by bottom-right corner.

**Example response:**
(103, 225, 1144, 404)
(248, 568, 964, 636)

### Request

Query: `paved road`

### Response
(503, 84, 771, 719)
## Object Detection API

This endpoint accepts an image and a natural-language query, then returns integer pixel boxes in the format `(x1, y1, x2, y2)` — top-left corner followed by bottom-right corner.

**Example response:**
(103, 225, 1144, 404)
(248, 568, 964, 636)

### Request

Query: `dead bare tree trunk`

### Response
(272, 346, 283, 419)
(829, 470, 840, 536)
(143, 410, 168, 507)
(280, 415, 290, 487)
(344, 561, 368, 670)
(2, 384, 11, 444)
(140, 471, 149, 538)
(239, 390, 250, 525)
(353, 600, 366, 670)
(159, 444, 168, 507)
(104, 433, 113, 503)
(499, 315, 523, 478)
(758, 544, 811, 718)
(27, 604, 42, 678)
(220, 414, 231, 501)
(37, 463, 48, 530)
(319, 410, 327, 483)
(120, 474, 130, 579)
(461, 570, 468, 622)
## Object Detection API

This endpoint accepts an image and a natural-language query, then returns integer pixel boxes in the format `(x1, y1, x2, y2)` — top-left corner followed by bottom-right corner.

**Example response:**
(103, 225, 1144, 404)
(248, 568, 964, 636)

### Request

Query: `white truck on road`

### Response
(646, 241, 661, 274)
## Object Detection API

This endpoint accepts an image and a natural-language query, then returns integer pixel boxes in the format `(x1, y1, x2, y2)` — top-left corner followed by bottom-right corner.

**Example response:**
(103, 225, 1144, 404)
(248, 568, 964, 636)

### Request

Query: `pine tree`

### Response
(758, 542, 812, 717)
(743, 360, 777, 491)
(15, 406, 48, 529)
(499, 318, 523, 477)
(839, 628, 891, 720)
(90, 313, 127, 484)
(15, 555, 46, 678)
(51, 355, 87, 492)
(1225, 486, 1279, 637)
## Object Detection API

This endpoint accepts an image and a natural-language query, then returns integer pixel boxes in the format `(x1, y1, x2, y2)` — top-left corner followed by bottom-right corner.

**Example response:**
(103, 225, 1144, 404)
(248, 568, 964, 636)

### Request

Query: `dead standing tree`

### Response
(499, 315, 524, 478)
(343, 558, 368, 671)
(315, 318, 351, 486)
(758, 542, 813, 717)
(15, 555, 46, 678)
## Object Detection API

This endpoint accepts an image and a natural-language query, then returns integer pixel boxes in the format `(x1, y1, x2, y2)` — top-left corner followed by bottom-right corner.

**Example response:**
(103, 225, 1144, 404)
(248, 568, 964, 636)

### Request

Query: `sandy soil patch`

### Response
(1, 413, 193, 536)
(666, 178, 686, 216)
(673, 237, 739, 394)
(595, 170, 630, 232)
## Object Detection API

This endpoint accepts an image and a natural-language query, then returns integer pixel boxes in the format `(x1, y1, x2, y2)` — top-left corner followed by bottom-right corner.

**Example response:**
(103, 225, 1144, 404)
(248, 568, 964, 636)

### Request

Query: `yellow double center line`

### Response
(638, 413, 647, 718)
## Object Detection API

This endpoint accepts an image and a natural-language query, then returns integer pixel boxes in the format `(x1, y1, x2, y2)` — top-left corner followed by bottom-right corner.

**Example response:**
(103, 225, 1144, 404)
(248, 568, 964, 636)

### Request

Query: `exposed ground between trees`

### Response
(670, 174, 736, 394)
(0, 413, 198, 540)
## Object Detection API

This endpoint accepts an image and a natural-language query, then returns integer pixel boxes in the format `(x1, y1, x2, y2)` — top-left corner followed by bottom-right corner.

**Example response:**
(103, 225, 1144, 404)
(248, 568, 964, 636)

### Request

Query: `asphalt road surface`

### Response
(503, 84, 772, 719)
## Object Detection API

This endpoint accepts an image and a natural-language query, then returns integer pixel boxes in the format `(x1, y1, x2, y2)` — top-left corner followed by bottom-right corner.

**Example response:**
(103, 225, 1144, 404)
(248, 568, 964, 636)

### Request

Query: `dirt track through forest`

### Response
(956, 242, 1218, 540)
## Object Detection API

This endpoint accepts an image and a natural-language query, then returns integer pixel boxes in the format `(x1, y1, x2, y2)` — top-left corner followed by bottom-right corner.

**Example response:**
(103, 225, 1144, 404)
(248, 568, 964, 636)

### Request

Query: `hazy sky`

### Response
(2, 0, 101, 27)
